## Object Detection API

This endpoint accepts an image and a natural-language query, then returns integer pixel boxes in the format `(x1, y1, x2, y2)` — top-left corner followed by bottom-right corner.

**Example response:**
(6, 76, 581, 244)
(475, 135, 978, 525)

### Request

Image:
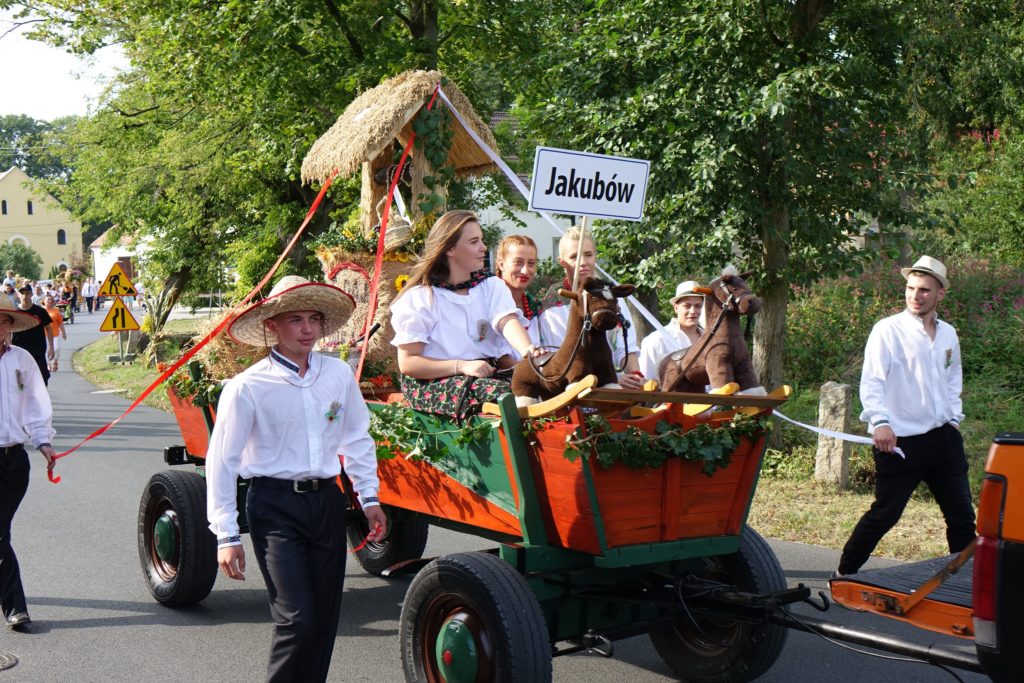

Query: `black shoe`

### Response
(6, 612, 31, 630)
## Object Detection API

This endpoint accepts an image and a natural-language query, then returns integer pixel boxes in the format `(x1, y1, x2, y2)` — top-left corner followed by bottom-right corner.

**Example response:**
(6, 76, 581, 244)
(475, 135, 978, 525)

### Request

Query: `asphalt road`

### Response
(0, 309, 989, 682)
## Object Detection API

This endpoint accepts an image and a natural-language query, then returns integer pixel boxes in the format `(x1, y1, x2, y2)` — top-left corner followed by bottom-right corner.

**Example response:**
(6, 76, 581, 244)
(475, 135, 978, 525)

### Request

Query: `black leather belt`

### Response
(250, 476, 338, 493)
(0, 445, 25, 456)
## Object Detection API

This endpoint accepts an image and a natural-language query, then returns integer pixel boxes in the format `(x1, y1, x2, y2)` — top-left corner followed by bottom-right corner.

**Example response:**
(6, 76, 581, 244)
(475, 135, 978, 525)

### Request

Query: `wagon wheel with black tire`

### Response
(400, 552, 552, 683)
(347, 506, 429, 576)
(138, 470, 218, 606)
(649, 526, 788, 683)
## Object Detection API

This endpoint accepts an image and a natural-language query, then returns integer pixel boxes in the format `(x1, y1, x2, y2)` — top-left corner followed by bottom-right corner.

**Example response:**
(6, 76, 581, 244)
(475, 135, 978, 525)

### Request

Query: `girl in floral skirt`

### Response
(390, 211, 546, 419)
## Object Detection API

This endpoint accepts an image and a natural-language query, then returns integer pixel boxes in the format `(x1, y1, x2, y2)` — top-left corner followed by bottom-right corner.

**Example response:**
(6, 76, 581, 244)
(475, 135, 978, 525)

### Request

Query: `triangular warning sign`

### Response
(99, 263, 137, 297)
(99, 298, 140, 332)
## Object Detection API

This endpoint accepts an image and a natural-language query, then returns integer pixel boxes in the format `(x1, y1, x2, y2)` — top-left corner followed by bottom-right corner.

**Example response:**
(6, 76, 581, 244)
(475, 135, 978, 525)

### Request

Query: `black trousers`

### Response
(839, 423, 976, 574)
(0, 447, 30, 619)
(85, 296, 95, 313)
(246, 480, 349, 683)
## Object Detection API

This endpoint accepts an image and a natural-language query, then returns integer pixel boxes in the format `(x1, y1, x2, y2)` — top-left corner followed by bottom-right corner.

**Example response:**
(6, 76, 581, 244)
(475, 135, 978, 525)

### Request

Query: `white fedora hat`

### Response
(670, 280, 705, 305)
(901, 255, 949, 290)
(0, 297, 41, 333)
(228, 275, 355, 347)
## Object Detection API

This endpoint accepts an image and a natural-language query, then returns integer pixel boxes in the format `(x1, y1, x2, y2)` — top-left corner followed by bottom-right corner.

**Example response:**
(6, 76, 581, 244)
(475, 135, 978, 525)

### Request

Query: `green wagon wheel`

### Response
(400, 552, 551, 683)
(137, 470, 218, 607)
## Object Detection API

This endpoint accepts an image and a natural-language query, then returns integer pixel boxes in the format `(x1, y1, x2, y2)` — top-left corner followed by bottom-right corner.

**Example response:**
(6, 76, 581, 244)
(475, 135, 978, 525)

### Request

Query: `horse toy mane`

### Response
(511, 277, 635, 405)
(658, 265, 765, 395)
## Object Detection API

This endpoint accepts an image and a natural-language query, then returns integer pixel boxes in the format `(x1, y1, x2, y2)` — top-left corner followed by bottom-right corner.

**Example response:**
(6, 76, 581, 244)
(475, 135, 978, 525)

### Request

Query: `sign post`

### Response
(99, 265, 140, 363)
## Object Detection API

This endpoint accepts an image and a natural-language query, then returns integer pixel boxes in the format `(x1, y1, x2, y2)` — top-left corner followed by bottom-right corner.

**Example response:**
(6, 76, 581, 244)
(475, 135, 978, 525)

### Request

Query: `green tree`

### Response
(0, 114, 75, 180)
(513, 0, 1018, 389)
(5, 0, 548, 331)
(0, 242, 43, 279)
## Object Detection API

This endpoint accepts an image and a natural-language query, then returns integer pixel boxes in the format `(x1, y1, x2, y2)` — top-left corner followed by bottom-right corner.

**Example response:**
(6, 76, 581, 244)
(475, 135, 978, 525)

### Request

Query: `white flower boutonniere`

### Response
(944, 348, 953, 369)
(325, 400, 342, 422)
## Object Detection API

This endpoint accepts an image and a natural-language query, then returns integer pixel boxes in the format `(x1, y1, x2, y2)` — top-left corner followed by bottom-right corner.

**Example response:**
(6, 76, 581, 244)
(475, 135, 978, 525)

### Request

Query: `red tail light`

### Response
(973, 535, 999, 622)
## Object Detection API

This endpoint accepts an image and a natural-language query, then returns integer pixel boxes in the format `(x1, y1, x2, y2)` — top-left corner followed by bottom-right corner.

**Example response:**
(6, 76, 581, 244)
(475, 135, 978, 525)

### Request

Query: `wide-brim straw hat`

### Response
(901, 255, 949, 289)
(670, 280, 705, 305)
(0, 298, 42, 333)
(228, 276, 356, 347)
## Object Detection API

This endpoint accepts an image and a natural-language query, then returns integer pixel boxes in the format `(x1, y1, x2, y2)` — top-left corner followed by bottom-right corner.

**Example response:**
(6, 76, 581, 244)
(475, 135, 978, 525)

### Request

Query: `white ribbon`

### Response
(436, 87, 665, 332)
(773, 410, 905, 459)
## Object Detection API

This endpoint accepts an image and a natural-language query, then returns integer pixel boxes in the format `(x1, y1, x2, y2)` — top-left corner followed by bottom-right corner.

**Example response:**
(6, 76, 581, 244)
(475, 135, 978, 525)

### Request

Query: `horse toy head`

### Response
(558, 279, 634, 333)
(658, 265, 765, 395)
(704, 265, 762, 318)
(512, 277, 635, 404)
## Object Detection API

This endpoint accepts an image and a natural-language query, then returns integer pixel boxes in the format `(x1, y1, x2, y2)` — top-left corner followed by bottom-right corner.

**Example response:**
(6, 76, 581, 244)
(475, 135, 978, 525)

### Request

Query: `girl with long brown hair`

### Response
(390, 210, 545, 418)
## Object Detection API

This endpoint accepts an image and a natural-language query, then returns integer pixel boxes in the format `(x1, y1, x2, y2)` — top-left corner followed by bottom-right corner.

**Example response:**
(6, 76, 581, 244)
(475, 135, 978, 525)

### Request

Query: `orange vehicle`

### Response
(829, 433, 1024, 682)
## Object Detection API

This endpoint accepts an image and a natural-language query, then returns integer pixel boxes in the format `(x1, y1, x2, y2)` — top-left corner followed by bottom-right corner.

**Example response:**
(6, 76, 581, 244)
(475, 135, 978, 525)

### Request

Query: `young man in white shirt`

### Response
(638, 280, 704, 380)
(206, 275, 387, 682)
(837, 256, 975, 576)
(0, 298, 56, 632)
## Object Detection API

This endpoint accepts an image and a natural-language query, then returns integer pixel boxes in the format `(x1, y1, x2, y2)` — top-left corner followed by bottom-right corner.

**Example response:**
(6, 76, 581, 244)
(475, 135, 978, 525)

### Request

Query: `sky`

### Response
(0, 8, 127, 122)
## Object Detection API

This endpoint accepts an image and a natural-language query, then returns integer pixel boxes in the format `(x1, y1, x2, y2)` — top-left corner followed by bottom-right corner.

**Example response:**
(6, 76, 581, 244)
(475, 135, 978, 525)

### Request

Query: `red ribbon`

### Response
(47, 169, 340, 483)
(353, 83, 440, 383)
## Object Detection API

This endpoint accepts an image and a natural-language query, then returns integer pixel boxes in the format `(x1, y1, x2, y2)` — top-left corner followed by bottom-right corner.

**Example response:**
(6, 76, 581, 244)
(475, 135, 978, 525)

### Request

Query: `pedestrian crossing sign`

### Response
(99, 263, 138, 297)
(99, 297, 140, 332)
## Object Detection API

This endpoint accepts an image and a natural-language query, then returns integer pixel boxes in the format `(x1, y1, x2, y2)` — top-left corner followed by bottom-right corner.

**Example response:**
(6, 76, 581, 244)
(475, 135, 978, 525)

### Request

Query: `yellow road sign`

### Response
(99, 263, 137, 297)
(99, 298, 140, 332)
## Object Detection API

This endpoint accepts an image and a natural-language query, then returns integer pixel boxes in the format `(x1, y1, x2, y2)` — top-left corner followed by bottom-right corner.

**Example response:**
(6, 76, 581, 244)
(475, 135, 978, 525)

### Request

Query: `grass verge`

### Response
(72, 318, 202, 412)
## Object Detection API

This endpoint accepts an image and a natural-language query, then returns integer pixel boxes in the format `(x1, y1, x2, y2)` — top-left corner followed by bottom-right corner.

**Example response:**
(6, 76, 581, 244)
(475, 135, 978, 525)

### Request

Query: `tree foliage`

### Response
(0, 114, 75, 179)
(0, 242, 43, 279)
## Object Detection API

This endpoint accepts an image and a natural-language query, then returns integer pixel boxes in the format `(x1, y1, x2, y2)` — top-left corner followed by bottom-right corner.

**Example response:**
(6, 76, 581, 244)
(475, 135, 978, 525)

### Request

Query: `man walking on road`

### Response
(82, 277, 98, 314)
(206, 275, 386, 683)
(837, 256, 975, 576)
(12, 285, 54, 386)
(0, 298, 57, 632)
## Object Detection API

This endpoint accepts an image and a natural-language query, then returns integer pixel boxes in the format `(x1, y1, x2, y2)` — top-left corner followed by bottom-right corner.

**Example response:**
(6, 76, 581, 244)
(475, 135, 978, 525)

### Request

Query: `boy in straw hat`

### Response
(0, 298, 56, 632)
(206, 275, 386, 682)
(836, 256, 974, 577)
(638, 279, 704, 380)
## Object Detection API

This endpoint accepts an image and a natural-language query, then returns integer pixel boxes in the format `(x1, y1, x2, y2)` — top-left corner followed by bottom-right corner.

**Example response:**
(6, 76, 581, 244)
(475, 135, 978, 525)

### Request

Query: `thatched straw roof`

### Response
(301, 70, 499, 185)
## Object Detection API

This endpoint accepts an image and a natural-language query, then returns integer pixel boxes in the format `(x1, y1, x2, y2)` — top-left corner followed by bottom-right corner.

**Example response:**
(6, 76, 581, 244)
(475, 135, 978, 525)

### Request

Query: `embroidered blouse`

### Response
(390, 277, 519, 361)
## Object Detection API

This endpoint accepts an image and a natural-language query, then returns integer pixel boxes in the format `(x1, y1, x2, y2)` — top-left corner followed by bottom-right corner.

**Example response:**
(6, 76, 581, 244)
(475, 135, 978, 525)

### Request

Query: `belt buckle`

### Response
(293, 479, 317, 493)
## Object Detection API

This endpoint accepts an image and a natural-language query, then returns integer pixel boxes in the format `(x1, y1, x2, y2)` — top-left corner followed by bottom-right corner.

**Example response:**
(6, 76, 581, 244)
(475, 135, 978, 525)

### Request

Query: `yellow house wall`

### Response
(0, 167, 84, 275)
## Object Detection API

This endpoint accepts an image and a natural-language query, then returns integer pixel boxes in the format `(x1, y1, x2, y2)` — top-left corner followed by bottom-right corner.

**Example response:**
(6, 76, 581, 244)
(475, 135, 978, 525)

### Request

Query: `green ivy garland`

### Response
(412, 89, 455, 217)
(555, 413, 771, 476)
(369, 402, 498, 462)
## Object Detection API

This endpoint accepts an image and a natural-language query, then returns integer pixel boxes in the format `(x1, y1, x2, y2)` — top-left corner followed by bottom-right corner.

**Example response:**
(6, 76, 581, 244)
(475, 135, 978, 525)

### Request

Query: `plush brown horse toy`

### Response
(512, 277, 635, 404)
(658, 265, 765, 395)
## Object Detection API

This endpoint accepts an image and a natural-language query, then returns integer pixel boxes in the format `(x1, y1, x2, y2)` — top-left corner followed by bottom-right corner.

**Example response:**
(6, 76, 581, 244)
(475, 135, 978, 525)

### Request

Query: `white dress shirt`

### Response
(206, 350, 379, 541)
(390, 278, 518, 360)
(0, 345, 55, 448)
(638, 319, 697, 380)
(537, 303, 638, 367)
(859, 310, 964, 437)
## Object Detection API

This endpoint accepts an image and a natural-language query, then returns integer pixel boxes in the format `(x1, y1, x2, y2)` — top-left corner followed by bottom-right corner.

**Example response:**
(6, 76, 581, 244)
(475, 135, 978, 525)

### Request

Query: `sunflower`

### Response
(394, 274, 410, 292)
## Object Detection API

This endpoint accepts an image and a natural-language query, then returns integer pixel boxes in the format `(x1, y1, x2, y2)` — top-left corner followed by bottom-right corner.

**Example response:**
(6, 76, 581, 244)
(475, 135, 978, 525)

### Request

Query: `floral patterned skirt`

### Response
(399, 370, 513, 420)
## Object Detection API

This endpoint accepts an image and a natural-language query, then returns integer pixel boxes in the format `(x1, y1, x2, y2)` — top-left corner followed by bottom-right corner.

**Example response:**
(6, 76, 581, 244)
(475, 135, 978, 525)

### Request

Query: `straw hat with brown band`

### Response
(0, 297, 42, 333)
(228, 276, 356, 347)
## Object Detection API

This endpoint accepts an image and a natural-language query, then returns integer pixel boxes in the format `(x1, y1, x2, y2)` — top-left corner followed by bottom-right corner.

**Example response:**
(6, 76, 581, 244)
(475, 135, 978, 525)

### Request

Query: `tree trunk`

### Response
(154, 268, 191, 333)
(406, 0, 439, 69)
(753, 203, 789, 393)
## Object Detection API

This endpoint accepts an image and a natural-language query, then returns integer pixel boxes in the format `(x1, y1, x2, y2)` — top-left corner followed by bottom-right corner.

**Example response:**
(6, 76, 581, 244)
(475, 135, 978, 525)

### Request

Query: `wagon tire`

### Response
(400, 552, 552, 683)
(138, 470, 218, 607)
(650, 527, 788, 683)
(347, 507, 428, 576)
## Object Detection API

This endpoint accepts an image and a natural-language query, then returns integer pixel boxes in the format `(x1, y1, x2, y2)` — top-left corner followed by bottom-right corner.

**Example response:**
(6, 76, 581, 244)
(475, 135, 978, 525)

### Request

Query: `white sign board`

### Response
(529, 146, 650, 221)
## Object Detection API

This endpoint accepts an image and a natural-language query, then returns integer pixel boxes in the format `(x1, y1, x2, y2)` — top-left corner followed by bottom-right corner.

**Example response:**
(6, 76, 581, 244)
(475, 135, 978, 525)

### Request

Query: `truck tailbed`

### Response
(830, 554, 974, 639)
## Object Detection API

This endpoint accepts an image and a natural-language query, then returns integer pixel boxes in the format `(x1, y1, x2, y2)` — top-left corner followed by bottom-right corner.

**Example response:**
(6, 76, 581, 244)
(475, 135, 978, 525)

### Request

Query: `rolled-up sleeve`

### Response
(858, 324, 891, 432)
(947, 335, 964, 425)
(206, 379, 255, 540)
(337, 371, 379, 506)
